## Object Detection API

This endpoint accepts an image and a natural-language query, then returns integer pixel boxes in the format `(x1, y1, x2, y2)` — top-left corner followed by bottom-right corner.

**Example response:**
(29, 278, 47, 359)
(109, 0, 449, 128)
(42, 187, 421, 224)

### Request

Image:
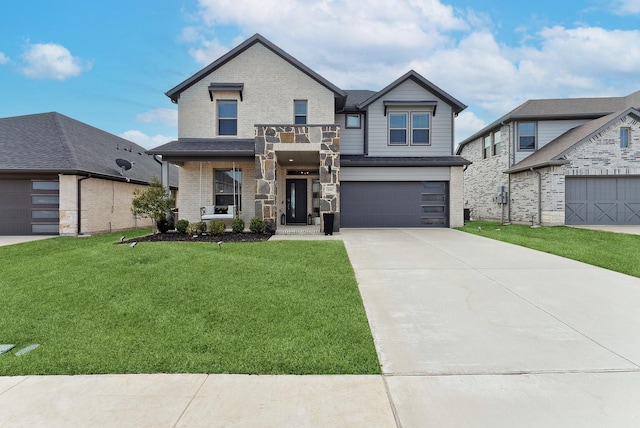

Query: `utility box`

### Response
(496, 186, 508, 204)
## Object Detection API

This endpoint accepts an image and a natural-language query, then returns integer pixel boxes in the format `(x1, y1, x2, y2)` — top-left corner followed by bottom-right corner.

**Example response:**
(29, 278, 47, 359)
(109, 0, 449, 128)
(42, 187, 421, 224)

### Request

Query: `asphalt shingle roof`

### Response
(148, 138, 256, 157)
(0, 112, 178, 187)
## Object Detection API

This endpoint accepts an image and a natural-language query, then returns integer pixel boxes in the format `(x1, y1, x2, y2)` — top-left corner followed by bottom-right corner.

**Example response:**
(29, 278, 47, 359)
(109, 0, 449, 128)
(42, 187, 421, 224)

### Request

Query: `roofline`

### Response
(165, 33, 346, 103)
(0, 169, 174, 188)
(357, 70, 467, 114)
(504, 160, 569, 174)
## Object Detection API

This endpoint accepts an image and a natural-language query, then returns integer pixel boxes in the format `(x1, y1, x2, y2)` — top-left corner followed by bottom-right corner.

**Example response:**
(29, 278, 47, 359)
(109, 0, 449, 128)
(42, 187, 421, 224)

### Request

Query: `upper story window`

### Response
(411, 112, 430, 145)
(482, 134, 491, 159)
(294, 100, 307, 125)
(389, 112, 408, 145)
(218, 100, 237, 136)
(346, 114, 361, 129)
(388, 111, 431, 146)
(492, 131, 500, 155)
(621, 127, 630, 148)
(518, 122, 536, 151)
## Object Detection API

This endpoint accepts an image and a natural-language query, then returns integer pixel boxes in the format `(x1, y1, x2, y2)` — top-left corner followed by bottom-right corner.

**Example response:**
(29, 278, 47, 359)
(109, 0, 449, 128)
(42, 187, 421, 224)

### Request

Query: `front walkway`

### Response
(341, 228, 640, 427)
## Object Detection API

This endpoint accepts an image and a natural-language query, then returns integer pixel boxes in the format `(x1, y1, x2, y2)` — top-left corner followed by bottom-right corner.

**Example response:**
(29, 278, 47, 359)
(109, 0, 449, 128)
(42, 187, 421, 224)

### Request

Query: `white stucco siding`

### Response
(178, 43, 336, 138)
(366, 79, 454, 157)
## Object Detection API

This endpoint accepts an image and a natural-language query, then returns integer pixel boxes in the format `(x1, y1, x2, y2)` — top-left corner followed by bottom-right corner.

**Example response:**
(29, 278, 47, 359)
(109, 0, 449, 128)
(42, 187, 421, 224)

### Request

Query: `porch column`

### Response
(319, 126, 340, 231)
(255, 127, 277, 229)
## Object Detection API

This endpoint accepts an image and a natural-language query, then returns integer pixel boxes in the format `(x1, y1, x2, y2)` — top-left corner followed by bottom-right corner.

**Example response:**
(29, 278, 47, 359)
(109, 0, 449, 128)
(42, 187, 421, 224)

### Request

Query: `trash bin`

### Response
(323, 213, 335, 235)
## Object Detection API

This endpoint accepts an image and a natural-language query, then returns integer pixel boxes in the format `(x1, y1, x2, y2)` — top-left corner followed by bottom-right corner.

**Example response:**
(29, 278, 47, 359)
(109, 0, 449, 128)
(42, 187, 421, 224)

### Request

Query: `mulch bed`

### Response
(120, 232, 272, 244)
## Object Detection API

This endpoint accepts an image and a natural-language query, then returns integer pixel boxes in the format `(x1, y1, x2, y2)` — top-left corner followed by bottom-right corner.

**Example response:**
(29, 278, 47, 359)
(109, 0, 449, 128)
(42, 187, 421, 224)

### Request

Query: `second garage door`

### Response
(565, 177, 640, 225)
(341, 181, 448, 227)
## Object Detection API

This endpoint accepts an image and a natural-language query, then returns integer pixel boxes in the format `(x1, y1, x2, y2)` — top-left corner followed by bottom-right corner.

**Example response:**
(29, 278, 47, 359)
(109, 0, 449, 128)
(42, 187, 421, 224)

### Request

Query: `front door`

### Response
(286, 179, 307, 224)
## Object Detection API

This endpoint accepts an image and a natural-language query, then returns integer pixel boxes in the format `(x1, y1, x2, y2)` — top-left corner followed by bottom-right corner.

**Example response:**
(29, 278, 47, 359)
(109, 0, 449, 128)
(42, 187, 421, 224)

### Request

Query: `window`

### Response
(389, 112, 408, 145)
(294, 100, 307, 125)
(411, 112, 430, 145)
(621, 127, 630, 148)
(518, 122, 536, 151)
(346, 114, 361, 129)
(214, 169, 242, 210)
(32, 210, 59, 219)
(218, 100, 237, 136)
(483, 134, 491, 159)
(32, 195, 59, 205)
(32, 180, 59, 190)
(492, 131, 500, 155)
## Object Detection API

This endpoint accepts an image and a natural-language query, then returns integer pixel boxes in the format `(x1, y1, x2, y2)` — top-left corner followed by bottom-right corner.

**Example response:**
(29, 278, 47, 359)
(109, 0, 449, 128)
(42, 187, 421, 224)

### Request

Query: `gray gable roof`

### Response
(166, 33, 347, 108)
(343, 90, 377, 111)
(457, 90, 640, 153)
(0, 112, 178, 187)
(148, 138, 255, 159)
(504, 108, 640, 174)
(356, 70, 467, 114)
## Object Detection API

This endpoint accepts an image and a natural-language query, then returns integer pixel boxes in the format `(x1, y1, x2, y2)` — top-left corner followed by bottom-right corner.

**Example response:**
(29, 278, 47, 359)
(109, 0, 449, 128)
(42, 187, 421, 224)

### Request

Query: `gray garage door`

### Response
(341, 181, 449, 227)
(565, 177, 640, 225)
(0, 179, 60, 235)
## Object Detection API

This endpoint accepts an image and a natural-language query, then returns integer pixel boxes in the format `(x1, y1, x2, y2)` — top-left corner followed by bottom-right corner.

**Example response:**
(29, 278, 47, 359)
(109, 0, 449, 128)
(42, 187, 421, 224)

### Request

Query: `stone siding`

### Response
(59, 175, 153, 235)
(176, 161, 256, 224)
(460, 125, 510, 221)
(177, 43, 336, 139)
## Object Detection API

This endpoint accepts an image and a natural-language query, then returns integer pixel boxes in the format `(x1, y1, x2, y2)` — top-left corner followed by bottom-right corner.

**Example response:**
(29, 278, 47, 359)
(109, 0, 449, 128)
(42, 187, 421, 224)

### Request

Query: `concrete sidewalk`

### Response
(342, 228, 640, 427)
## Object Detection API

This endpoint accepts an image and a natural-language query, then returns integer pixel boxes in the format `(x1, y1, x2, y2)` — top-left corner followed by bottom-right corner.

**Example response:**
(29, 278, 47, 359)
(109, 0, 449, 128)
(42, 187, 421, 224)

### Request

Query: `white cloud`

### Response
(119, 130, 175, 150)
(612, 0, 640, 15)
(455, 111, 487, 146)
(20, 43, 92, 80)
(136, 108, 178, 127)
(0, 52, 9, 65)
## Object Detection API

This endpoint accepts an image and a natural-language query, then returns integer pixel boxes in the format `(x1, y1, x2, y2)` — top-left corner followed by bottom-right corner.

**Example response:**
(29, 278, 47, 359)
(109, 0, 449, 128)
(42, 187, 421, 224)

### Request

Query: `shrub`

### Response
(175, 219, 189, 234)
(249, 216, 266, 234)
(195, 221, 208, 234)
(265, 219, 276, 235)
(208, 220, 226, 235)
(231, 217, 245, 233)
(156, 215, 170, 234)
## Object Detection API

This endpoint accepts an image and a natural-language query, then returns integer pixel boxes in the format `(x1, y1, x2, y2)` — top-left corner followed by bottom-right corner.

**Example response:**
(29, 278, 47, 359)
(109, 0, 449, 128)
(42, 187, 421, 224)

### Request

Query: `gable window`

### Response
(346, 114, 361, 129)
(214, 169, 242, 211)
(294, 100, 307, 125)
(492, 131, 500, 155)
(518, 122, 536, 151)
(218, 100, 237, 136)
(411, 112, 430, 145)
(621, 127, 630, 148)
(389, 112, 408, 145)
(483, 134, 491, 159)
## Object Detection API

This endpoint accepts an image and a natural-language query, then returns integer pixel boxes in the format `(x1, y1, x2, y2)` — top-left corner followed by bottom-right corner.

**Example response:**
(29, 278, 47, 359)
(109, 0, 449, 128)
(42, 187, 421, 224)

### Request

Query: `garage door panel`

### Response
(341, 181, 448, 228)
(566, 177, 640, 225)
(0, 179, 59, 235)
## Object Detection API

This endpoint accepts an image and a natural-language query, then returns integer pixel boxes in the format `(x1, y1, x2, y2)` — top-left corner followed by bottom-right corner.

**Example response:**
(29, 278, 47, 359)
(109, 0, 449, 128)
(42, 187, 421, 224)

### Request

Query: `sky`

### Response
(1, 0, 640, 149)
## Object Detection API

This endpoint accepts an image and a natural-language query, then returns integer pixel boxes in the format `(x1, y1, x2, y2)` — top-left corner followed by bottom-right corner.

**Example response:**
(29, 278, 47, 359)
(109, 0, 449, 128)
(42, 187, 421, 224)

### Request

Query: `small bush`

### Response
(176, 219, 189, 234)
(208, 220, 226, 235)
(231, 217, 245, 233)
(265, 219, 276, 235)
(195, 221, 207, 234)
(156, 215, 171, 234)
(249, 216, 266, 234)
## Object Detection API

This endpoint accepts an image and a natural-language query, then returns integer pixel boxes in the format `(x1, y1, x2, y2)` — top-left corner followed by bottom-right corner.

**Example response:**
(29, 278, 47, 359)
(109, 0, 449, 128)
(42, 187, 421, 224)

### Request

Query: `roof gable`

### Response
(357, 70, 467, 114)
(505, 108, 640, 173)
(166, 34, 346, 105)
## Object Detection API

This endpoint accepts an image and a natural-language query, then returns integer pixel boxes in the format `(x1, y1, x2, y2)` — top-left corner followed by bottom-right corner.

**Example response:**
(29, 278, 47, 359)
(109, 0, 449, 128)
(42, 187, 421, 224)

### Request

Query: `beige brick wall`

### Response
(177, 161, 256, 225)
(59, 175, 152, 235)
(178, 43, 336, 139)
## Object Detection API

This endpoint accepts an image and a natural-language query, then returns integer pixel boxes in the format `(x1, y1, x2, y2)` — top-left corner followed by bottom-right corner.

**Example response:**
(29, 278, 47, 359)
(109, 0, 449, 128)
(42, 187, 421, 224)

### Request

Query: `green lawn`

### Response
(0, 230, 380, 376)
(458, 221, 640, 278)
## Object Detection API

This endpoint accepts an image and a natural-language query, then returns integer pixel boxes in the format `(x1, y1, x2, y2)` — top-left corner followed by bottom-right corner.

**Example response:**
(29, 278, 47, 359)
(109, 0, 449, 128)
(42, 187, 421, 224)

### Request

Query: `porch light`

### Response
(288, 159, 294, 162)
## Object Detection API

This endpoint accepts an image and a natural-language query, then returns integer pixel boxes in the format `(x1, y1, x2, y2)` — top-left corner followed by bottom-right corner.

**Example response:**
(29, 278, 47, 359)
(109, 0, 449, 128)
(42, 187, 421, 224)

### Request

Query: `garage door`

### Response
(0, 179, 60, 235)
(565, 177, 640, 225)
(341, 181, 449, 227)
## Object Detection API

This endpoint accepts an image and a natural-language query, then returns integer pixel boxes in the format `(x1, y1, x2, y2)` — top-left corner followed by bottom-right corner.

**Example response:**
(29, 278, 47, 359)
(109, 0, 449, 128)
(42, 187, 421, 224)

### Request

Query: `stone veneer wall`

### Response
(255, 125, 340, 229)
(460, 125, 510, 221)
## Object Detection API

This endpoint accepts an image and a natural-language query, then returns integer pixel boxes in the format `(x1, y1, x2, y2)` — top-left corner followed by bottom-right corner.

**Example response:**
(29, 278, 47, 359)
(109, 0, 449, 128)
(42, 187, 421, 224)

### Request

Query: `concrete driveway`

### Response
(341, 228, 640, 427)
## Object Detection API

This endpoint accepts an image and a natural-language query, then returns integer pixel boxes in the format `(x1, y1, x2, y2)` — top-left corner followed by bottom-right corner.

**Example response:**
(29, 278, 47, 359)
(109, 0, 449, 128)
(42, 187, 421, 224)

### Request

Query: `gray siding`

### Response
(341, 166, 450, 181)
(366, 79, 454, 157)
(335, 114, 365, 155)
(514, 119, 590, 164)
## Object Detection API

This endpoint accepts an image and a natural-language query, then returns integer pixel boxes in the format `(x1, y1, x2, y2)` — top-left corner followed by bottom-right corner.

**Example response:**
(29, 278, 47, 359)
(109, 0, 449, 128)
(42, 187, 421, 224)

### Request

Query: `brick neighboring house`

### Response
(149, 34, 469, 230)
(0, 112, 178, 235)
(457, 91, 640, 226)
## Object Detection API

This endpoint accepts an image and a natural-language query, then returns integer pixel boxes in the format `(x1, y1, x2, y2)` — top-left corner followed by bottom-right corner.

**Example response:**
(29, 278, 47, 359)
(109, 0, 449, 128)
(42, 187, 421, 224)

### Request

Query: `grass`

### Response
(0, 229, 380, 376)
(458, 221, 640, 278)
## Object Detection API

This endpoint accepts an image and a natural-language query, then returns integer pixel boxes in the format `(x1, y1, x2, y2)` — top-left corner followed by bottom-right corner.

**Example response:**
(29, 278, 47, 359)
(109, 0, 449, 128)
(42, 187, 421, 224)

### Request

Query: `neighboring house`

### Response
(0, 112, 178, 235)
(149, 34, 469, 230)
(457, 91, 640, 226)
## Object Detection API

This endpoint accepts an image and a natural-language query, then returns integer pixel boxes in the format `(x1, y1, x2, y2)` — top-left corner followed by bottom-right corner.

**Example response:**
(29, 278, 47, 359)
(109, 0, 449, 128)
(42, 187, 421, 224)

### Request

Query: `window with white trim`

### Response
(518, 122, 536, 151)
(411, 112, 430, 145)
(218, 100, 237, 136)
(388, 111, 431, 146)
(346, 114, 361, 129)
(621, 127, 630, 148)
(492, 131, 500, 155)
(482, 134, 491, 159)
(389, 112, 408, 145)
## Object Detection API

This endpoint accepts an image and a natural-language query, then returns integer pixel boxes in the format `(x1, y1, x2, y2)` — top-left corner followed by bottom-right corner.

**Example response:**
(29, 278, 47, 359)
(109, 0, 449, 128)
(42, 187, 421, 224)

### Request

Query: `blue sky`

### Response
(1, 0, 639, 148)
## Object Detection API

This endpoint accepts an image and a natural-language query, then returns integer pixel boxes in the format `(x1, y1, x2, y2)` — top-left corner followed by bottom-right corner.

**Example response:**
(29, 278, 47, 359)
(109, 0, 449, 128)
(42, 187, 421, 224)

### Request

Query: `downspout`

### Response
(530, 167, 542, 226)
(77, 175, 91, 235)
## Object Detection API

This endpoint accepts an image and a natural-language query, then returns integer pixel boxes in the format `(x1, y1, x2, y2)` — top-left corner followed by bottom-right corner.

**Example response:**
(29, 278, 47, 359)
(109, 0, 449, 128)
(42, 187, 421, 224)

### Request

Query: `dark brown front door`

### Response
(286, 179, 307, 224)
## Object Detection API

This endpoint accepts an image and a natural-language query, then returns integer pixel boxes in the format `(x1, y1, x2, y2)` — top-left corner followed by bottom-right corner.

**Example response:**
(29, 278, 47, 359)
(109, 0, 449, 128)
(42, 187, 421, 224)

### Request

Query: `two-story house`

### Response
(457, 91, 640, 226)
(149, 34, 469, 231)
